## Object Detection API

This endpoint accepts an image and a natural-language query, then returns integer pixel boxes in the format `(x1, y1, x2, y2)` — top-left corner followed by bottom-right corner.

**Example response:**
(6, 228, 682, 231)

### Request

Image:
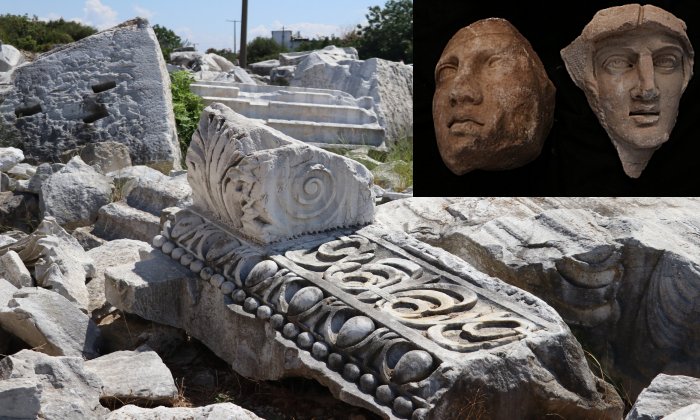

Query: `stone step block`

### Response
(266, 118, 385, 146)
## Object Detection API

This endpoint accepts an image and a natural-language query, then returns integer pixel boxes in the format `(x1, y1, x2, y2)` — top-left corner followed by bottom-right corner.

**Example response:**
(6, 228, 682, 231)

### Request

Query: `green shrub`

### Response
(170, 71, 204, 160)
(0, 14, 96, 52)
(246, 37, 288, 65)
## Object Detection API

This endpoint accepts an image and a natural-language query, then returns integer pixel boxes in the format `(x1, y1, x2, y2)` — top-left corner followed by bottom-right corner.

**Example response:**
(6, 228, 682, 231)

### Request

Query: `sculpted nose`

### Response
(449, 70, 483, 106)
(631, 55, 659, 101)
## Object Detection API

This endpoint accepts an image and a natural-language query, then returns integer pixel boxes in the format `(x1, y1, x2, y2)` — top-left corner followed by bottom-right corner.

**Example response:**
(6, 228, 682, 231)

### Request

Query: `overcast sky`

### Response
(0, 0, 382, 51)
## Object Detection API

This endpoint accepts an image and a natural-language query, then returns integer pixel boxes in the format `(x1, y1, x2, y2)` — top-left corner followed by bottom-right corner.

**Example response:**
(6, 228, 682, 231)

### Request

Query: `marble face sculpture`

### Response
(432, 18, 555, 175)
(562, 4, 694, 178)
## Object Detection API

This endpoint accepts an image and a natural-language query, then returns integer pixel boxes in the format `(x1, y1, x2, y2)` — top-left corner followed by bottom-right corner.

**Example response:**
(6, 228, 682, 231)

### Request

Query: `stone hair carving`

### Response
(186, 103, 375, 243)
(562, 4, 694, 178)
(433, 18, 555, 175)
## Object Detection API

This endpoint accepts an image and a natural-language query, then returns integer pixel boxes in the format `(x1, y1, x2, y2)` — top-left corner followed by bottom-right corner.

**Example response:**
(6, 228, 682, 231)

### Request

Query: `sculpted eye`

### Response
(487, 55, 502, 67)
(604, 56, 633, 71)
(654, 54, 679, 69)
(436, 64, 457, 83)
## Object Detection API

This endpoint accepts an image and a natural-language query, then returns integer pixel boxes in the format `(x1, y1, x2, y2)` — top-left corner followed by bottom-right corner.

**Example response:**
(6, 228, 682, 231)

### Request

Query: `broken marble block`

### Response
(0, 250, 33, 288)
(106, 211, 623, 419)
(186, 104, 374, 243)
(106, 403, 261, 419)
(374, 197, 700, 400)
(0, 287, 101, 359)
(626, 374, 700, 420)
(84, 347, 178, 404)
(0, 349, 108, 419)
(0, 18, 181, 172)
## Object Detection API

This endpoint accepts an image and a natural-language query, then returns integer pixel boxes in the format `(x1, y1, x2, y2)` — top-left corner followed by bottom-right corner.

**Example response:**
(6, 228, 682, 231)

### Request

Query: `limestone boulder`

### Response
(0, 250, 33, 288)
(0, 349, 107, 419)
(16, 162, 54, 194)
(665, 404, 700, 419)
(375, 197, 700, 399)
(198, 53, 235, 72)
(124, 171, 192, 216)
(0, 147, 24, 172)
(0, 18, 181, 172)
(6, 162, 37, 180)
(106, 403, 261, 419)
(291, 54, 413, 143)
(86, 238, 153, 317)
(249, 59, 279, 76)
(626, 374, 700, 420)
(79, 141, 133, 174)
(84, 347, 178, 404)
(279, 46, 358, 66)
(40, 156, 113, 229)
(170, 50, 201, 68)
(93, 201, 161, 243)
(0, 287, 101, 358)
(0, 277, 17, 307)
(0, 43, 24, 73)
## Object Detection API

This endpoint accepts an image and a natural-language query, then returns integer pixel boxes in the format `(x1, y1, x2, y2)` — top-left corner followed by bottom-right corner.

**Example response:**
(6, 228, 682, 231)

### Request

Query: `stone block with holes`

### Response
(104, 105, 623, 420)
(0, 18, 180, 173)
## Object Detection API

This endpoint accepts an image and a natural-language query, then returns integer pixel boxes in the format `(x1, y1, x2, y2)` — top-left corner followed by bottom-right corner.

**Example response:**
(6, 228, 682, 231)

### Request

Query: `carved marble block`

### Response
(562, 4, 694, 178)
(433, 18, 555, 175)
(186, 104, 375, 243)
(105, 109, 623, 419)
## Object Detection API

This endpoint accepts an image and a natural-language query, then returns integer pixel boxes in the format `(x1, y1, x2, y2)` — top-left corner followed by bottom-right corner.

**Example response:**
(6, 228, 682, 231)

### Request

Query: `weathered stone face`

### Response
(561, 4, 694, 178)
(433, 18, 555, 175)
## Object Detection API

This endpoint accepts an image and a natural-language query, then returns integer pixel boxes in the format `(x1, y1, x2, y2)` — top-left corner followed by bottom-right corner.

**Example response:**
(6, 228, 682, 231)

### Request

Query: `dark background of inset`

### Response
(414, 0, 700, 195)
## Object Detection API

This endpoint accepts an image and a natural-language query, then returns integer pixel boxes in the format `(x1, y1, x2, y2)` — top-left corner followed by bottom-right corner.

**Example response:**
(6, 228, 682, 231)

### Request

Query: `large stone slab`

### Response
(106, 403, 261, 419)
(626, 374, 700, 420)
(0, 287, 101, 358)
(0, 349, 107, 419)
(375, 197, 700, 399)
(0, 18, 181, 172)
(185, 104, 374, 243)
(291, 54, 413, 144)
(93, 201, 161, 243)
(84, 347, 178, 404)
(0, 250, 33, 288)
(106, 213, 623, 419)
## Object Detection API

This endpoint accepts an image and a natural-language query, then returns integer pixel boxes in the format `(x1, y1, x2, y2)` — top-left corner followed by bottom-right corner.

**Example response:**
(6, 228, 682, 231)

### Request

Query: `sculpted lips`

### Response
(629, 105, 660, 125)
(448, 114, 484, 135)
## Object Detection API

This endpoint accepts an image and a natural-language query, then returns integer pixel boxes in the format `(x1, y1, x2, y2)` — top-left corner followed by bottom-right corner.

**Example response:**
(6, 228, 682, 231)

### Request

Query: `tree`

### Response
(152, 24, 186, 61)
(356, 0, 412, 63)
(245, 37, 287, 64)
(0, 14, 96, 52)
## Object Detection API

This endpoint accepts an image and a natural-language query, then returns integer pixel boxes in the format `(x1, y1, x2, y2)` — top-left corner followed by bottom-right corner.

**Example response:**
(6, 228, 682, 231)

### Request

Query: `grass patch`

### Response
(170, 71, 204, 162)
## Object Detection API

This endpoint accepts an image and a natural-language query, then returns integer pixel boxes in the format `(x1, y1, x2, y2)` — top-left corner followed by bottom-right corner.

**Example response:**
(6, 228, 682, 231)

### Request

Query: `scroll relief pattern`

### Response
(152, 208, 538, 419)
(185, 103, 374, 244)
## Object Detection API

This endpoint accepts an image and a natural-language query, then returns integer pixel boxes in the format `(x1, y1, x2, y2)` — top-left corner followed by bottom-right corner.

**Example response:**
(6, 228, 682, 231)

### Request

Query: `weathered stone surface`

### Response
(0, 250, 33, 288)
(0, 378, 41, 419)
(93, 201, 161, 243)
(0, 349, 107, 419)
(106, 208, 623, 419)
(2, 217, 95, 311)
(374, 197, 700, 399)
(0, 43, 24, 73)
(16, 162, 53, 194)
(291, 53, 413, 144)
(185, 104, 374, 243)
(0, 277, 17, 306)
(86, 238, 153, 317)
(0, 287, 101, 358)
(6, 162, 37, 180)
(199, 53, 235, 72)
(124, 171, 192, 216)
(626, 374, 700, 420)
(106, 403, 261, 419)
(0, 147, 24, 171)
(0, 19, 181, 172)
(79, 141, 133, 174)
(433, 19, 555, 175)
(0, 191, 40, 234)
(665, 403, 700, 419)
(84, 347, 178, 404)
(170, 50, 200, 68)
(561, 4, 694, 178)
(249, 59, 279, 76)
(40, 156, 113, 229)
(280, 46, 358, 66)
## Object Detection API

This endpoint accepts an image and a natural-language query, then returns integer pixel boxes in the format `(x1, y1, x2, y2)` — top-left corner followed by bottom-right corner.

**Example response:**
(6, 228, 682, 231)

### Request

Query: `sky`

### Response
(0, 0, 383, 52)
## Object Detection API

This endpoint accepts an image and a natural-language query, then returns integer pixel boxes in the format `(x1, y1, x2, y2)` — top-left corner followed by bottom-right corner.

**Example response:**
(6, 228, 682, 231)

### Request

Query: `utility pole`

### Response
(281, 25, 285, 49)
(240, 0, 248, 68)
(225, 19, 240, 54)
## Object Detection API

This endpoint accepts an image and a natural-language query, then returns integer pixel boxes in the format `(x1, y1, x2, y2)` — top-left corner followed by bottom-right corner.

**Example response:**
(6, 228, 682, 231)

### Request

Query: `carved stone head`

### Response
(432, 18, 555, 175)
(562, 4, 694, 178)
